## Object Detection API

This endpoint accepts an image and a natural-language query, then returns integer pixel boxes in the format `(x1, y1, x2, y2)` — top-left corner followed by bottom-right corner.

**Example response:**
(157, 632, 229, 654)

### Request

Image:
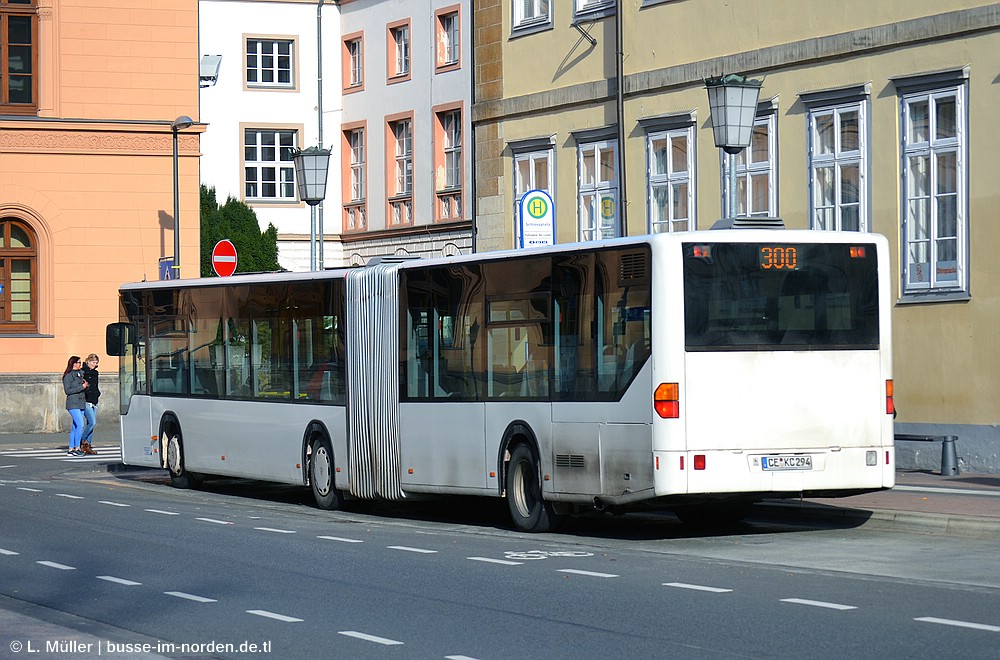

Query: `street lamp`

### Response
(171, 115, 194, 278)
(705, 74, 763, 219)
(291, 146, 331, 271)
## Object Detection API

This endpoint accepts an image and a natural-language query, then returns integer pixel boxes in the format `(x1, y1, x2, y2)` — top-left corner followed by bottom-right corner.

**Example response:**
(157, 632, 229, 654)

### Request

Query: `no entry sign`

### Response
(212, 239, 238, 277)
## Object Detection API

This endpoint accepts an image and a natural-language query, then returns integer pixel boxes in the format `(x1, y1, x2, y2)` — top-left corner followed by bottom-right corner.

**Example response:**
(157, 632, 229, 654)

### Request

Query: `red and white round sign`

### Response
(212, 239, 238, 277)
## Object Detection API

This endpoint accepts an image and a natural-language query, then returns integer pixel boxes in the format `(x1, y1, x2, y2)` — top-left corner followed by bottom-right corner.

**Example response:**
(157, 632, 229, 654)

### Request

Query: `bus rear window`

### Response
(684, 242, 879, 350)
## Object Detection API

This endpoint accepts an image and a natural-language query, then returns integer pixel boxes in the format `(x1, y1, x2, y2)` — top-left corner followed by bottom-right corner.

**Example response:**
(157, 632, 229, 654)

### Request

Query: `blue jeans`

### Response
(68, 408, 85, 449)
(82, 402, 98, 443)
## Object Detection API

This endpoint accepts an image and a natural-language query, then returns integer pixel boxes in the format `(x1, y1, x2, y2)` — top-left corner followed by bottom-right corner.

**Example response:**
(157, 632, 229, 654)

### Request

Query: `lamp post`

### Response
(705, 74, 763, 219)
(291, 146, 331, 271)
(171, 115, 194, 278)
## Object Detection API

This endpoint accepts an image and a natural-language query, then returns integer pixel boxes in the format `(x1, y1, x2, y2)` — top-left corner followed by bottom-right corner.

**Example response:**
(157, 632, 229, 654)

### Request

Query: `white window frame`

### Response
(647, 127, 694, 234)
(512, 0, 551, 29)
(513, 148, 553, 247)
(393, 25, 410, 76)
(244, 128, 297, 201)
(900, 86, 966, 294)
(246, 38, 294, 88)
(441, 12, 459, 66)
(349, 128, 366, 202)
(442, 111, 461, 190)
(577, 140, 619, 242)
(723, 114, 777, 219)
(574, 0, 613, 17)
(348, 39, 363, 87)
(808, 102, 867, 231)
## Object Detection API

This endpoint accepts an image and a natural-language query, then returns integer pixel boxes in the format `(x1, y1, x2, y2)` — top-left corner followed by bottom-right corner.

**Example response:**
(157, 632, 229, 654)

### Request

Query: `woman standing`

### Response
(62, 356, 88, 456)
(80, 353, 101, 455)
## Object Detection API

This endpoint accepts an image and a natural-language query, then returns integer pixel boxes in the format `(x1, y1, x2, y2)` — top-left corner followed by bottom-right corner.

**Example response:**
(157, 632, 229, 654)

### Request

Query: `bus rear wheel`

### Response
(310, 436, 344, 510)
(506, 444, 562, 533)
(164, 428, 199, 489)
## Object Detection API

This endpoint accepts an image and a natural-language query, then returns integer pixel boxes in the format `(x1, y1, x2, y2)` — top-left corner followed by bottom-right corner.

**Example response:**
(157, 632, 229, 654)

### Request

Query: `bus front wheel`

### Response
(506, 444, 562, 533)
(165, 429, 199, 489)
(310, 436, 344, 510)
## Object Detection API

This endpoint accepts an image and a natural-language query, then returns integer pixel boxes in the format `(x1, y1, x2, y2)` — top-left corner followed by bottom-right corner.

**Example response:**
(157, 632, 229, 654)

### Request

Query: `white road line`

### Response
(97, 576, 142, 586)
(254, 527, 296, 534)
(0, 549, 19, 556)
(895, 485, 1000, 498)
(388, 545, 437, 554)
(145, 509, 180, 516)
(781, 598, 857, 611)
(0, 465, 15, 469)
(196, 518, 234, 525)
(317, 536, 363, 543)
(445, 656, 481, 660)
(915, 617, 1000, 632)
(99, 501, 130, 507)
(468, 557, 522, 566)
(56, 493, 83, 499)
(557, 569, 619, 578)
(17, 487, 42, 492)
(247, 610, 303, 623)
(164, 591, 217, 603)
(338, 631, 404, 646)
(37, 561, 75, 571)
(663, 582, 733, 593)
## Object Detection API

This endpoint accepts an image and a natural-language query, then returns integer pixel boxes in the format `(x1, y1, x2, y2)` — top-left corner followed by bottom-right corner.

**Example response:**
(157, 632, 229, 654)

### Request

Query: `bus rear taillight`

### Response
(654, 383, 679, 419)
(886, 379, 894, 415)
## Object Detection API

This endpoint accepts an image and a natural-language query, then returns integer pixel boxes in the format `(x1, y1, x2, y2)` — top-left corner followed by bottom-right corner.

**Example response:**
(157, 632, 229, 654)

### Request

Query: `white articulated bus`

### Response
(107, 226, 894, 532)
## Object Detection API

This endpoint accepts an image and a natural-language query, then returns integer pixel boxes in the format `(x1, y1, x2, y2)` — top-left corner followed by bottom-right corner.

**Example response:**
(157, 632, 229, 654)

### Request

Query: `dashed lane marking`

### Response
(196, 517, 234, 525)
(255, 527, 296, 534)
(0, 549, 19, 556)
(145, 509, 180, 516)
(388, 546, 437, 554)
(317, 536, 363, 543)
(17, 487, 42, 493)
(99, 501, 130, 507)
(247, 610, 303, 623)
(97, 575, 142, 586)
(165, 591, 217, 603)
(781, 598, 857, 611)
(663, 582, 733, 593)
(37, 561, 75, 571)
(915, 617, 1000, 632)
(55, 493, 83, 499)
(557, 569, 619, 578)
(338, 631, 404, 646)
(467, 557, 522, 566)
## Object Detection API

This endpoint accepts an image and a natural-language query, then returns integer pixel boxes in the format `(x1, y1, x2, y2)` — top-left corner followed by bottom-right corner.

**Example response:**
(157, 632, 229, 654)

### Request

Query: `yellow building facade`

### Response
(0, 0, 201, 431)
(473, 1, 1000, 471)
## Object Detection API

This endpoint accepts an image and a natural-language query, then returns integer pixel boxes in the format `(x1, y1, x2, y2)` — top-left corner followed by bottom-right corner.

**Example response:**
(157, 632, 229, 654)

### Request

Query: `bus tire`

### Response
(164, 428, 199, 489)
(310, 436, 344, 511)
(506, 443, 562, 533)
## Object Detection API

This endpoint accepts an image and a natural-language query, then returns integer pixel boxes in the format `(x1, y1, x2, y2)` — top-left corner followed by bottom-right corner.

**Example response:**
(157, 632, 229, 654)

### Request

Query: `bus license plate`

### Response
(761, 455, 812, 471)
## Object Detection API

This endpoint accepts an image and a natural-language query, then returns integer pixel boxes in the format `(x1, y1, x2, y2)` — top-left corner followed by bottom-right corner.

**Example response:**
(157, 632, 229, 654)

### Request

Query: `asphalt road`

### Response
(0, 442, 998, 659)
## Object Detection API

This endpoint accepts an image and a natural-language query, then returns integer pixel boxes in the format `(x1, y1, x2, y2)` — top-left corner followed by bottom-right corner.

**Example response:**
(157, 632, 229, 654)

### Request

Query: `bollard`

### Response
(940, 435, 959, 476)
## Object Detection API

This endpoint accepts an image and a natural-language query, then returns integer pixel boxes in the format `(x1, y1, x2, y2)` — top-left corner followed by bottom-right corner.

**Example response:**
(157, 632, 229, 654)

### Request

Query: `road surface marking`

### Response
(255, 527, 296, 534)
(247, 610, 303, 622)
(56, 493, 83, 499)
(445, 656, 481, 660)
(557, 569, 618, 578)
(781, 598, 857, 611)
(468, 557, 522, 566)
(17, 487, 42, 492)
(663, 582, 733, 593)
(895, 485, 1000, 498)
(0, 549, 19, 556)
(196, 517, 233, 525)
(99, 501, 130, 507)
(317, 536, 363, 543)
(339, 631, 404, 645)
(165, 591, 217, 603)
(97, 576, 142, 586)
(145, 509, 180, 516)
(388, 546, 437, 554)
(0, 465, 15, 469)
(37, 561, 75, 570)
(915, 617, 1000, 632)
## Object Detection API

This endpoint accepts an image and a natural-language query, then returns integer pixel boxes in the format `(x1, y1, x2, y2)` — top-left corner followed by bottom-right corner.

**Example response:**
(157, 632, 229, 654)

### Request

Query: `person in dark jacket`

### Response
(80, 353, 101, 455)
(62, 356, 88, 456)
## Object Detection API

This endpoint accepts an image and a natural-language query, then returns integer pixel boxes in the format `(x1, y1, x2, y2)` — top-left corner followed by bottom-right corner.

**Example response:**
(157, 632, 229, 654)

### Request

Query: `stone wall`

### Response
(0, 372, 120, 435)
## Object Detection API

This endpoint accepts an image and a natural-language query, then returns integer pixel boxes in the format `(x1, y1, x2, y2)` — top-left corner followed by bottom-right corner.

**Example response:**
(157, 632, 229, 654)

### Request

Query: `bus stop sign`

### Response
(212, 239, 238, 277)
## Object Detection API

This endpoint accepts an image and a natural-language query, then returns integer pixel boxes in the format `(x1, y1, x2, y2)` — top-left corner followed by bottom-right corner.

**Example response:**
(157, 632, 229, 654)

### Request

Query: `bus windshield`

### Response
(683, 242, 879, 351)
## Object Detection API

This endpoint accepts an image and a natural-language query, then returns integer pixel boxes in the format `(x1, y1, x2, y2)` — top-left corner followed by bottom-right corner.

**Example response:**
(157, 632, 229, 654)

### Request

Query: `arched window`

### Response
(0, 218, 37, 332)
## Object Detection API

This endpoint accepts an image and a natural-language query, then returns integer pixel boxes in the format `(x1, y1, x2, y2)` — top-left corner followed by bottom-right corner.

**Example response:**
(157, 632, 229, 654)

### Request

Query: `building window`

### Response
(388, 21, 410, 81)
(513, 148, 552, 247)
(574, 0, 613, 17)
(0, 218, 37, 332)
(0, 0, 37, 114)
(725, 115, 777, 219)
(578, 141, 619, 242)
(435, 7, 460, 70)
(245, 38, 294, 88)
(244, 128, 297, 201)
(513, 0, 550, 30)
(343, 35, 364, 91)
(435, 108, 462, 220)
(901, 86, 966, 294)
(648, 127, 694, 233)
(343, 126, 366, 232)
(808, 103, 866, 231)
(388, 117, 413, 225)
